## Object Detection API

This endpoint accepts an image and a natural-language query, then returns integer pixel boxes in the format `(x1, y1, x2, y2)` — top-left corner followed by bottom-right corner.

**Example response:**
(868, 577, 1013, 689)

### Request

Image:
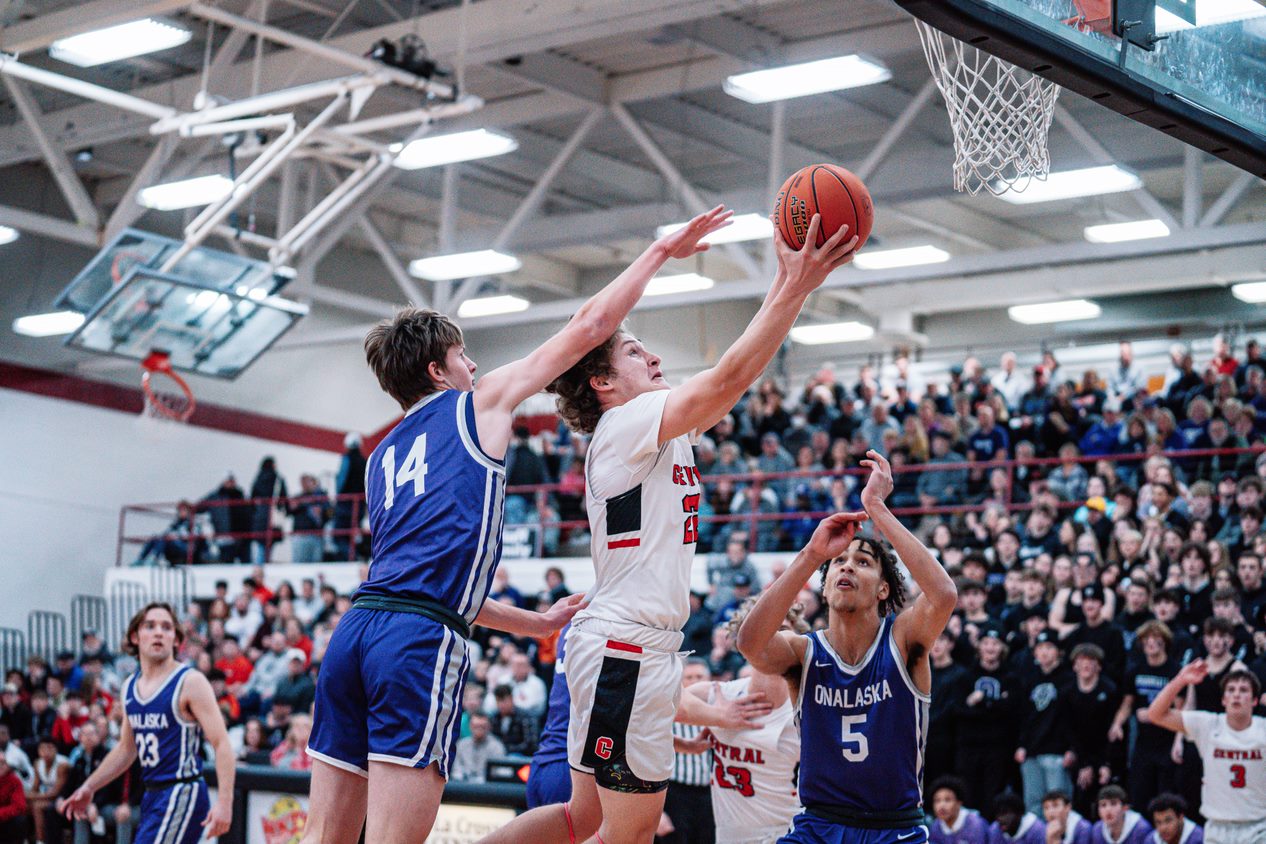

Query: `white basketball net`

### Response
(914, 20, 1061, 196)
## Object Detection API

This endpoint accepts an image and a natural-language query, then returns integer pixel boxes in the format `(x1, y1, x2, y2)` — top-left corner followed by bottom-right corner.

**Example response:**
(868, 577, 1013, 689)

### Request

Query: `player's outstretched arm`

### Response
(678, 682, 773, 729)
(61, 716, 138, 820)
(184, 671, 235, 838)
(475, 592, 587, 637)
(737, 512, 867, 675)
(657, 216, 859, 447)
(1146, 659, 1208, 734)
(860, 450, 957, 651)
(472, 207, 733, 444)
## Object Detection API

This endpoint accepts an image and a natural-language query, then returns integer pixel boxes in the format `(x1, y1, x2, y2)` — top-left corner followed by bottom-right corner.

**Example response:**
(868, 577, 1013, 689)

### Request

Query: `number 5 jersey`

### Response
(796, 615, 931, 815)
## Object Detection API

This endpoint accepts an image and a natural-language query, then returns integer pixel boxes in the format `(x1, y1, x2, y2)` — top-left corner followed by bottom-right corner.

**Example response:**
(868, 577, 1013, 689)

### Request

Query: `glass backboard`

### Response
(55, 229, 307, 379)
(895, 0, 1266, 177)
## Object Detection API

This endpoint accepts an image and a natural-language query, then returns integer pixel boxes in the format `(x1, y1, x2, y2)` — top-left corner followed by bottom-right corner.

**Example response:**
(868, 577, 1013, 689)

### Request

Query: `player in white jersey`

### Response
(479, 215, 860, 844)
(686, 598, 807, 844)
(1145, 661, 1266, 844)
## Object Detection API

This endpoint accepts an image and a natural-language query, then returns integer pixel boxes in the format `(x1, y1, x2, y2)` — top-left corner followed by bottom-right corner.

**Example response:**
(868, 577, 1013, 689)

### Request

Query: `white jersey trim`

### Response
(813, 622, 885, 676)
(403, 390, 446, 418)
(171, 667, 198, 728)
(887, 629, 932, 704)
(456, 391, 506, 475)
(306, 747, 368, 777)
(130, 664, 183, 706)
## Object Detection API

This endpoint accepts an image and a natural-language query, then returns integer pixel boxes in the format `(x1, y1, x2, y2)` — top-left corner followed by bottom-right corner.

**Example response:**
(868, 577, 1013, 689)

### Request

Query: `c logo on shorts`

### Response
(594, 737, 613, 760)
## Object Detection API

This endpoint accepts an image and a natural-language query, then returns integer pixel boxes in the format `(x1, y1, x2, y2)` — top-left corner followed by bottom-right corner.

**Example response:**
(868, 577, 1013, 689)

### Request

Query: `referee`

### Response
(657, 658, 716, 844)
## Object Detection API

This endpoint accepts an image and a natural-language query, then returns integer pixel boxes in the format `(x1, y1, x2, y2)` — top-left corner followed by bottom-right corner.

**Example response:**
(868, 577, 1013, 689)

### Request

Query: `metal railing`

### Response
(27, 610, 68, 664)
(0, 628, 27, 675)
(117, 444, 1265, 562)
(70, 595, 108, 646)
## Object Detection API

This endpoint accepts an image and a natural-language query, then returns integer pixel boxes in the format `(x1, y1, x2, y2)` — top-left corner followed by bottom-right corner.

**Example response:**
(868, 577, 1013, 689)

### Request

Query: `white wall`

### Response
(0, 389, 344, 630)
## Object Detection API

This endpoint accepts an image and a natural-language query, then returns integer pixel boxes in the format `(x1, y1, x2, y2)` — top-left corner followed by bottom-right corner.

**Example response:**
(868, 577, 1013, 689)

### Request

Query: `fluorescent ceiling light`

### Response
(994, 165, 1142, 204)
(408, 249, 522, 281)
(392, 129, 517, 170)
(1083, 218, 1171, 243)
(0, 226, 17, 245)
(12, 310, 85, 337)
(644, 273, 715, 297)
(1008, 299, 1102, 324)
(457, 294, 530, 318)
(1156, 0, 1266, 32)
(725, 55, 892, 103)
(50, 19, 192, 67)
(138, 174, 234, 210)
(1231, 281, 1266, 303)
(852, 245, 950, 270)
(655, 213, 774, 245)
(789, 321, 875, 345)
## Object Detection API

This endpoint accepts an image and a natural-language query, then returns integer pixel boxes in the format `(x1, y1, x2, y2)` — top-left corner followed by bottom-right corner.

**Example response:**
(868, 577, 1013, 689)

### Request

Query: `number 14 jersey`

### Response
(359, 389, 506, 625)
(796, 616, 931, 814)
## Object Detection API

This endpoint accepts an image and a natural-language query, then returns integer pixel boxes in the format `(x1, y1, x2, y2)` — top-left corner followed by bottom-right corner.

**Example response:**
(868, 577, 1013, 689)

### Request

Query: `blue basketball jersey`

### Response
(357, 389, 506, 623)
(796, 616, 930, 813)
(123, 665, 203, 784)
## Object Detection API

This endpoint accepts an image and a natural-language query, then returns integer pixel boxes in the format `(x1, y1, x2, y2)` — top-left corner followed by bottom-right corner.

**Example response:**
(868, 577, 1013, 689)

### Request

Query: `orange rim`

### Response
(140, 354, 195, 423)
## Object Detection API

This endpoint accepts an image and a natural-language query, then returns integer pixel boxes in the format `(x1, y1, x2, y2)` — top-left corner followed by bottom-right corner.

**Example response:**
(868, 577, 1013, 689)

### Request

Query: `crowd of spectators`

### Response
(11, 332, 1266, 842)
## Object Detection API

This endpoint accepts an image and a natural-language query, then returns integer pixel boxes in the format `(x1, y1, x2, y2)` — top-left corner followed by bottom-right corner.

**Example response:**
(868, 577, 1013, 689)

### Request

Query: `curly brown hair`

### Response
(364, 307, 464, 411)
(725, 595, 811, 642)
(819, 536, 908, 617)
(547, 328, 625, 434)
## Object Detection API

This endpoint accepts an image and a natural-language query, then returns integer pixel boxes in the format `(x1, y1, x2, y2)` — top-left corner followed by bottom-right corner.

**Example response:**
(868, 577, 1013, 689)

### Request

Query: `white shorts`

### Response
(1205, 818, 1266, 844)
(566, 616, 685, 789)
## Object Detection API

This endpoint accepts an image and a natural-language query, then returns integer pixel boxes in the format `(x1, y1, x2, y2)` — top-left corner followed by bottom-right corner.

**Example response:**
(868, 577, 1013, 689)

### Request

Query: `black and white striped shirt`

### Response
(670, 723, 712, 786)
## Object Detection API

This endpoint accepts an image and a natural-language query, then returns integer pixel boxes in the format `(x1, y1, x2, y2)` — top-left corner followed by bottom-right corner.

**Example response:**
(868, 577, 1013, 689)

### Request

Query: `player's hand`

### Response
(805, 511, 868, 563)
(674, 728, 713, 755)
(1176, 658, 1208, 687)
(773, 214, 859, 298)
(1170, 737, 1184, 766)
(202, 799, 232, 839)
(655, 205, 733, 259)
(716, 689, 774, 730)
(61, 785, 94, 819)
(859, 450, 893, 511)
(539, 592, 589, 633)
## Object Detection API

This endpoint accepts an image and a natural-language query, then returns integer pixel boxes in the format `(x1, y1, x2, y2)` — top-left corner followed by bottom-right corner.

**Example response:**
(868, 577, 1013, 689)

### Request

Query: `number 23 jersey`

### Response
(123, 665, 203, 784)
(796, 616, 931, 813)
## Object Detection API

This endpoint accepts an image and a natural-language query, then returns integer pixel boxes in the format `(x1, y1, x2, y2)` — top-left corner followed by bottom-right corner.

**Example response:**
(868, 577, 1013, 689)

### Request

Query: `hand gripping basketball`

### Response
(773, 214, 860, 298)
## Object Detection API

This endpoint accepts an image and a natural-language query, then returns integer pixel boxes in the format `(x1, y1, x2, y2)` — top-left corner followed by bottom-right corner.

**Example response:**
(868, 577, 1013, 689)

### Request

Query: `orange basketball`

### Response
(773, 164, 873, 252)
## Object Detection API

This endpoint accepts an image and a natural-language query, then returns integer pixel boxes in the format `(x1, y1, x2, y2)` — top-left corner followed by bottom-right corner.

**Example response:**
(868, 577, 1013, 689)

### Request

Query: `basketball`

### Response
(773, 163, 874, 252)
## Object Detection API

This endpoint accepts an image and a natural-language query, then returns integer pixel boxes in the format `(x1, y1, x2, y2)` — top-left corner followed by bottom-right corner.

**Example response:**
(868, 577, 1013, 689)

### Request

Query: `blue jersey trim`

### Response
(457, 391, 505, 474)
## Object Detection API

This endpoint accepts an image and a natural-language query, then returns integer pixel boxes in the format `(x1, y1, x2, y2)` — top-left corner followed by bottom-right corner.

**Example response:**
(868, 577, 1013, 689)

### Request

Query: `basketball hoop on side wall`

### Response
(913, 19, 1061, 196)
(140, 351, 196, 424)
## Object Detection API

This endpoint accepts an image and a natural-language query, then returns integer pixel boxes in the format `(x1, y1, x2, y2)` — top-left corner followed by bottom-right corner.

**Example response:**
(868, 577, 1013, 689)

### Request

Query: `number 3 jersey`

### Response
(708, 676, 801, 843)
(796, 616, 931, 813)
(579, 389, 700, 632)
(123, 665, 202, 784)
(358, 389, 506, 625)
(1181, 710, 1266, 822)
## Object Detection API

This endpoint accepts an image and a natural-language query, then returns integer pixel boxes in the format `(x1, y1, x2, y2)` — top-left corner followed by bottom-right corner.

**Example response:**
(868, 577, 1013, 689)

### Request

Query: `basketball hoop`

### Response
(140, 351, 196, 424)
(913, 19, 1061, 196)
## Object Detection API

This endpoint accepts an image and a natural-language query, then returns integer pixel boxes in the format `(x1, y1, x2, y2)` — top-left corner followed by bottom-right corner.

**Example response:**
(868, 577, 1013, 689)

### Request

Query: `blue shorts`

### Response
(307, 607, 470, 777)
(525, 757, 572, 808)
(778, 814, 928, 844)
(135, 780, 209, 844)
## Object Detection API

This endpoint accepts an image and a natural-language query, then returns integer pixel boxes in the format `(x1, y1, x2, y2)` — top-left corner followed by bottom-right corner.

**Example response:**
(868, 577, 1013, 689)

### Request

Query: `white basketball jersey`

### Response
(708, 677, 801, 843)
(579, 389, 700, 632)
(1182, 710, 1266, 822)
